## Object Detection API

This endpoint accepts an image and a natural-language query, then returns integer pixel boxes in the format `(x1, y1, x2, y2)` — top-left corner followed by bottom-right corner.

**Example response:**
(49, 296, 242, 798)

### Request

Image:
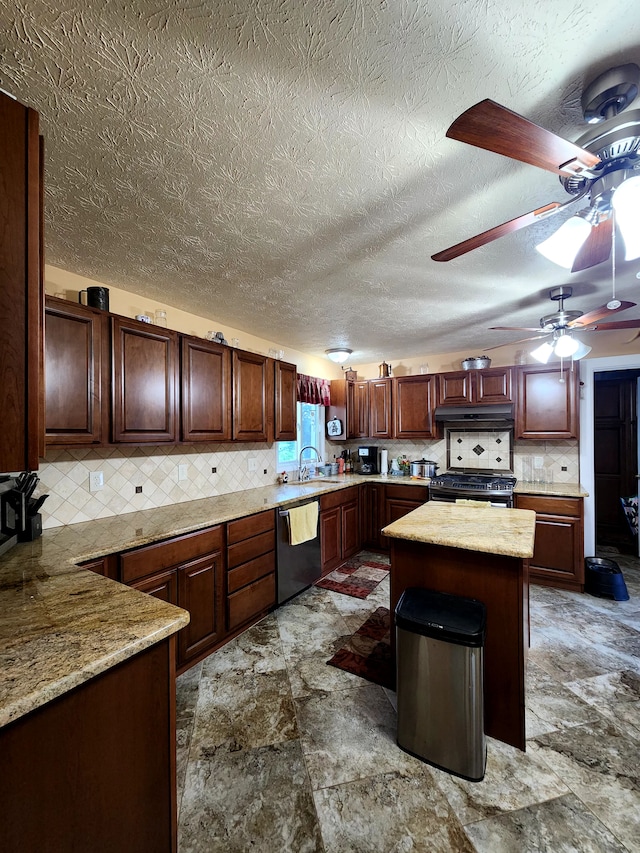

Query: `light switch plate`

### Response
(248, 458, 257, 472)
(178, 464, 188, 481)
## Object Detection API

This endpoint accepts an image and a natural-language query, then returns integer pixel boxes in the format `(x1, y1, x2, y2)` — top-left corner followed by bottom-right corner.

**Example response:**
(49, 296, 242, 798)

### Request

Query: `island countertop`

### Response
(382, 502, 536, 558)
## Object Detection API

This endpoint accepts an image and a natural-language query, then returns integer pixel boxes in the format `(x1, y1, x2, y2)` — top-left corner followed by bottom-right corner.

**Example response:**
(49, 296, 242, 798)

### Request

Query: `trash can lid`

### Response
(395, 587, 486, 646)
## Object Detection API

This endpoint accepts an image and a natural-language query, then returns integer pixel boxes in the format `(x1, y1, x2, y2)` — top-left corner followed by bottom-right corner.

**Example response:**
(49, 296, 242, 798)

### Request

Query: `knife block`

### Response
(19, 512, 42, 542)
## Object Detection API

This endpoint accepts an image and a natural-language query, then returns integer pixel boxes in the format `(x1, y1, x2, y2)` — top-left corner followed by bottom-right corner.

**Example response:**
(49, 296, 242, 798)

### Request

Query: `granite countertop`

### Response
(514, 481, 589, 498)
(382, 502, 537, 558)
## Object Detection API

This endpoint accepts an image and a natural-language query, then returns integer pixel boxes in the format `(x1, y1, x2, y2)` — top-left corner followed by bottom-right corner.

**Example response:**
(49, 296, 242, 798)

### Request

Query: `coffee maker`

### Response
(357, 446, 379, 475)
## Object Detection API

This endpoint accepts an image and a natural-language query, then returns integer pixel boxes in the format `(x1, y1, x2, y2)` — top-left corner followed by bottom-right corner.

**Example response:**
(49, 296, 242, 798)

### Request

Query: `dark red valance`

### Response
(296, 373, 331, 406)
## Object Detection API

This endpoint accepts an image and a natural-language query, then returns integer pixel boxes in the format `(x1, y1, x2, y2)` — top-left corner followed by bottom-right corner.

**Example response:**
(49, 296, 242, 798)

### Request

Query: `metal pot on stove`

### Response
(410, 459, 439, 478)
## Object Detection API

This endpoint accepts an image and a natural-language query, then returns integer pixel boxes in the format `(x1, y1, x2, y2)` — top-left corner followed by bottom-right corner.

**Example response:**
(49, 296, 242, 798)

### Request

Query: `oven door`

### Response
(429, 489, 512, 508)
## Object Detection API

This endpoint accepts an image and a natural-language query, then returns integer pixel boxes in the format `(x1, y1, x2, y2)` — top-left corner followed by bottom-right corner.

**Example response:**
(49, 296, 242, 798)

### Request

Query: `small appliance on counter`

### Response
(357, 446, 378, 475)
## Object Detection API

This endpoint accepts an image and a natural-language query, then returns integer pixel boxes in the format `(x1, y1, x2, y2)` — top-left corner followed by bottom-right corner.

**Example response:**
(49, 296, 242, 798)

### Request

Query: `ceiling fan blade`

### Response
(589, 318, 640, 331)
(446, 99, 600, 177)
(431, 202, 563, 262)
(489, 326, 542, 332)
(484, 334, 548, 351)
(569, 300, 637, 328)
(570, 219, 613, 272)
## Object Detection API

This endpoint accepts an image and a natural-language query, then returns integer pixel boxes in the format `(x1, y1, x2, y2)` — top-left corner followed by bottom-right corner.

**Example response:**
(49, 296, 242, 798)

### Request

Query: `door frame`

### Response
(580, 353, 640, 557)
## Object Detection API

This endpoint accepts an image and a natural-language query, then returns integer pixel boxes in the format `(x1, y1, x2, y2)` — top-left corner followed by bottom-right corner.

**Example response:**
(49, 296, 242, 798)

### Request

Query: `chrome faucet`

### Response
(298, 445, 322, 481)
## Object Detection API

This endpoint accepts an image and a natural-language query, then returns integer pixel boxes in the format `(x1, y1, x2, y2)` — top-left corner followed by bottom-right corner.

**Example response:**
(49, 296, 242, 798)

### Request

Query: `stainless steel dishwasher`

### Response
(276, 499, 322, 604)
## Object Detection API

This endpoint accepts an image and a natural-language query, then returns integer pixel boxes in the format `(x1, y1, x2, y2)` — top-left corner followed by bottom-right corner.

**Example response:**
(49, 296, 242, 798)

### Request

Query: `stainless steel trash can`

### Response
(395, 587, 487, 781)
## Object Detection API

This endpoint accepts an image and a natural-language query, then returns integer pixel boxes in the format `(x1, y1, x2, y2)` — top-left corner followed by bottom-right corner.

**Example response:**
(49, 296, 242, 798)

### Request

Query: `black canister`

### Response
(79, 286, 109, 311)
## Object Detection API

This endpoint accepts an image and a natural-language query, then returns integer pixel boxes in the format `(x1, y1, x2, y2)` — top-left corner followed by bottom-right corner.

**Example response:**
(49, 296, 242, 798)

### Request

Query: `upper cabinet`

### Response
(111, 317, 179, 443)
(437, 367, 513, 406)
(180, 335, 232, 442)
(273, 359, 297, 441)
(515, 364, 579, 440)
(348, 380, 370, 438)
(368, 378, 393, 439)
(0, 92, 43, 472)
(45, 298, 106, 445)
(232, 350, 273, 442)
(394, 375, 440, 439)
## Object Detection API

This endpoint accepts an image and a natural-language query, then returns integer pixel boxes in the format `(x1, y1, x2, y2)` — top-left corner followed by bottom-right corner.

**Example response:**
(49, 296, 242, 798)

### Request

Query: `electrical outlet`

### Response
(178, 464, 188, 481)
(533, 456, 544, 469)
(89, 471, 104, 492)
(248, 457, 257, 472)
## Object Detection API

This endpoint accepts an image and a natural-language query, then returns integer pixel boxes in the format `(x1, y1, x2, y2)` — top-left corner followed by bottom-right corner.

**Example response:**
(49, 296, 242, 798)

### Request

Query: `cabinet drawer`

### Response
(516, 495, 582, 517)
(320, 486, 359, 511)
(227, 510, 275, 544)
(227, 551, 275, 594)
(120, 526, 223, 582)
(227, 529, 275, 569)
(227, 572, 275, 631)
(385, 484, 429, 502)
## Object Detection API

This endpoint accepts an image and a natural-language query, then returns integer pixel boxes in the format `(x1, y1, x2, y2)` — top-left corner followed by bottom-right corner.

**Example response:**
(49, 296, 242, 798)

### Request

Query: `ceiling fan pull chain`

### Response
(608, 210, 622, 309)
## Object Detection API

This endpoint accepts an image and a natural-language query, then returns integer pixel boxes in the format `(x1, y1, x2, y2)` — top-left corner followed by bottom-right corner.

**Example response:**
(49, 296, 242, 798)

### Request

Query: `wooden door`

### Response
(369, 378, 392, 439)
(437, 371, 473, 405)
(594, 370, 639, 552)
(233, 350, 271, 441)
(274, 359, 297, 441)
(515, 364, 579, 439)
(320, 507, 341, 574)
(361, 483, 383, 549)
(475, 367, 513, 403)
(352, 380, 370, 437)
(111, 318, 178, 443)
(341, 499, 361, 560)
(132, 569, 178, 604)
(394, 375, 440, 439)
(177, 550, 224, 665)
(180, 335, 231, 442)
(0, 92, 42, 472)
(45, 298, 106, 445)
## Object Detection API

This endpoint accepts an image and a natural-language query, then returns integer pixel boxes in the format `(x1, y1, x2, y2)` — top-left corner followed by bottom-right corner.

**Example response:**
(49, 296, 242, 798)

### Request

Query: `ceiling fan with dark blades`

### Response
(486, 286, 640, 360)
(432, 64, 640, 270)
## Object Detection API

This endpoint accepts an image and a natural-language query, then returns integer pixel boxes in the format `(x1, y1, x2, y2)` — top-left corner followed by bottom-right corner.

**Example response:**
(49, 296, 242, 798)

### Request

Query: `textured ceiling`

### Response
(2, 0, 640, 363)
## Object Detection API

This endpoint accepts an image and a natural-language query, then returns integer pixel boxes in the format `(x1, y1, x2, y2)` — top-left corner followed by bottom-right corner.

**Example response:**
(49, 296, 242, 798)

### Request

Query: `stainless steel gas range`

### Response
(428, 471, 517, 507)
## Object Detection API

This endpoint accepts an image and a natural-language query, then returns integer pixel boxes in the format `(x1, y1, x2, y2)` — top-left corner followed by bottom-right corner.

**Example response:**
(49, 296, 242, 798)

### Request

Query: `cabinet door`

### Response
(515, 495, 584, 590)
(180, 335, 231, 441)
(515, 364, 579, 439)
(361, 483, 383, 549)
(0, 93, 42, 472)
(233, 350, 272, 441)
(111, 318, 178, 443)
(347, 381, 370, 438)
(320, 507, 341, 574)
(475, 367, 513, 403)
(437, 371, 473, 405)
(341, 499, 361, 560)
(132, 568, 178, 604)
(274, 359, 297, 441)
(177, 551, 225, 665)
(45, 299, 106, 445)
(369, 379, 393, 439)
(394, 375, 440, 439)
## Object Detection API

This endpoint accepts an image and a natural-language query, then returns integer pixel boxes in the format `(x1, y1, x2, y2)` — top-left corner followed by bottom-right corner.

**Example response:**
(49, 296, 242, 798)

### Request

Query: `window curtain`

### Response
(296, 373, 331, 406)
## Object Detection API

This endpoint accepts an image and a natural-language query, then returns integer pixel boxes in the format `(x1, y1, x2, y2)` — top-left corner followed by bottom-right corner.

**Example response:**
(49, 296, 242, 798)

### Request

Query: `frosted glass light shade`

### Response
(326, 348, 353, 364)
(612, 175, 640, 261)
(571, 339, 592, 360)
(530, 341, 554, 363)
(554, 332, 580, 357)
(536, 216, 592, 268)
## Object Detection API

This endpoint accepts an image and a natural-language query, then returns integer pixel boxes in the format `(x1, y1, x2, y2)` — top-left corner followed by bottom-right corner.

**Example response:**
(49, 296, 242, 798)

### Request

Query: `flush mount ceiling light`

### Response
(325, 348, 353, 364)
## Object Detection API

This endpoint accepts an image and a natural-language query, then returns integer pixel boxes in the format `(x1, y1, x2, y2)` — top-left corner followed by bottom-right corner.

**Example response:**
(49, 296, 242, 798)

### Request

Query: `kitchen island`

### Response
(383, 502, 536, 751)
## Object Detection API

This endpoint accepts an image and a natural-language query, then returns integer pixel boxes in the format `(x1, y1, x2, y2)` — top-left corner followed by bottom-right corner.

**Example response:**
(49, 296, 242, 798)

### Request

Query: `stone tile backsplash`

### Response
(38, 436, 579, 529)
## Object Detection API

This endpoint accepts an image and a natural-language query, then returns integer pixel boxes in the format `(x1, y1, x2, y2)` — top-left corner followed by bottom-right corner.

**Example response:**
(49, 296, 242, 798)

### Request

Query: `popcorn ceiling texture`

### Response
(2, 1, 640, 364)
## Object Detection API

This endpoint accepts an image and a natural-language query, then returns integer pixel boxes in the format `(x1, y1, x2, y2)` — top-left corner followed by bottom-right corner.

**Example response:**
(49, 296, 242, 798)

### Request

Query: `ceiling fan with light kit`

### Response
(432, 63, 640, 271)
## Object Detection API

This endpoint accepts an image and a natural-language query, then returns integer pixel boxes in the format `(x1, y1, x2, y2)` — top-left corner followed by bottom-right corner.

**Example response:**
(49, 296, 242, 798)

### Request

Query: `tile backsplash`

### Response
(37, 435, 580, 529)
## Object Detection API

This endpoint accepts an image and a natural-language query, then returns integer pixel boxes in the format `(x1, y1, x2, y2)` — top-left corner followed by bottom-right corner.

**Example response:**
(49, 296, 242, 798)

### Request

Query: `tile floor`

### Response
(176, 548, 640, 852)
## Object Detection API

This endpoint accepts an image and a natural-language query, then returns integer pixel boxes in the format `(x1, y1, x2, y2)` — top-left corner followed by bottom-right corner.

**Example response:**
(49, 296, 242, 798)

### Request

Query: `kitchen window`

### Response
(276, 403, 325, 472)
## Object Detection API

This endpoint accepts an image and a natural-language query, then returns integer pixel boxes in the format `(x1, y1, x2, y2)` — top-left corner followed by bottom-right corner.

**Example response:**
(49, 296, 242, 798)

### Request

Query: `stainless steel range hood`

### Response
(435, 404, 514, 422)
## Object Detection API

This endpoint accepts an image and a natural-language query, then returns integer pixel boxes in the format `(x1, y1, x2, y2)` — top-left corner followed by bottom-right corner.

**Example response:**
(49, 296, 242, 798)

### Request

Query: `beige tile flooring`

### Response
(176, 549, 640, 852)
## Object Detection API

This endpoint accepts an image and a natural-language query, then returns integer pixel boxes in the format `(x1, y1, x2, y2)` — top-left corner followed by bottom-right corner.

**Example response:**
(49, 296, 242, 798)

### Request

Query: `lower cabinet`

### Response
(320, 486, 360, 574)
(515, 494, 585, 591)
(361, 482, 429, 552)
(226, 510, 276, 632)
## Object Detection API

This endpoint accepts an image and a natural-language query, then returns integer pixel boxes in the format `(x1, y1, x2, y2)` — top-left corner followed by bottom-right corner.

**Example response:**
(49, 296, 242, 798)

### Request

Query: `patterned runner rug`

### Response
(314, 553, 390, 599)
(326, 606, 395, 689)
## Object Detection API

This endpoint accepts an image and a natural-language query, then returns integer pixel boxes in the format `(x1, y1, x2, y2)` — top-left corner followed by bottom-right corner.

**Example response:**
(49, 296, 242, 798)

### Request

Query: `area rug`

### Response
(314, 553, 390, 599)
(327, 606, 395, 689)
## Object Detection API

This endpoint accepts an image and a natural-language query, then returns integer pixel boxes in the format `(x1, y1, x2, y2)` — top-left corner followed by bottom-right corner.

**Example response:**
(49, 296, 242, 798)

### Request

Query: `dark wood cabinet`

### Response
(45, 297, 107, 445)
(361, 482, 384, 550)
(232, 350, 273, 441)
(226, 510, 276, 631)
(515, 364, 579, 439)
(274, 359, 297, 441)
(394, 374, 440, 439)
(369, 378, 393, 439)
(320, 486, 360, 574)
(133, 567, 178, 604)
(515, 494, 584, 591)
(111, 317, 179, 443)
(0, 91, 43, 472)
(177, 551, 225, 666)
(180, 335, 232, 442)
(381, 483, 429, 550)
(78, 554, 118, 580)
(437, 367, 513, 405)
